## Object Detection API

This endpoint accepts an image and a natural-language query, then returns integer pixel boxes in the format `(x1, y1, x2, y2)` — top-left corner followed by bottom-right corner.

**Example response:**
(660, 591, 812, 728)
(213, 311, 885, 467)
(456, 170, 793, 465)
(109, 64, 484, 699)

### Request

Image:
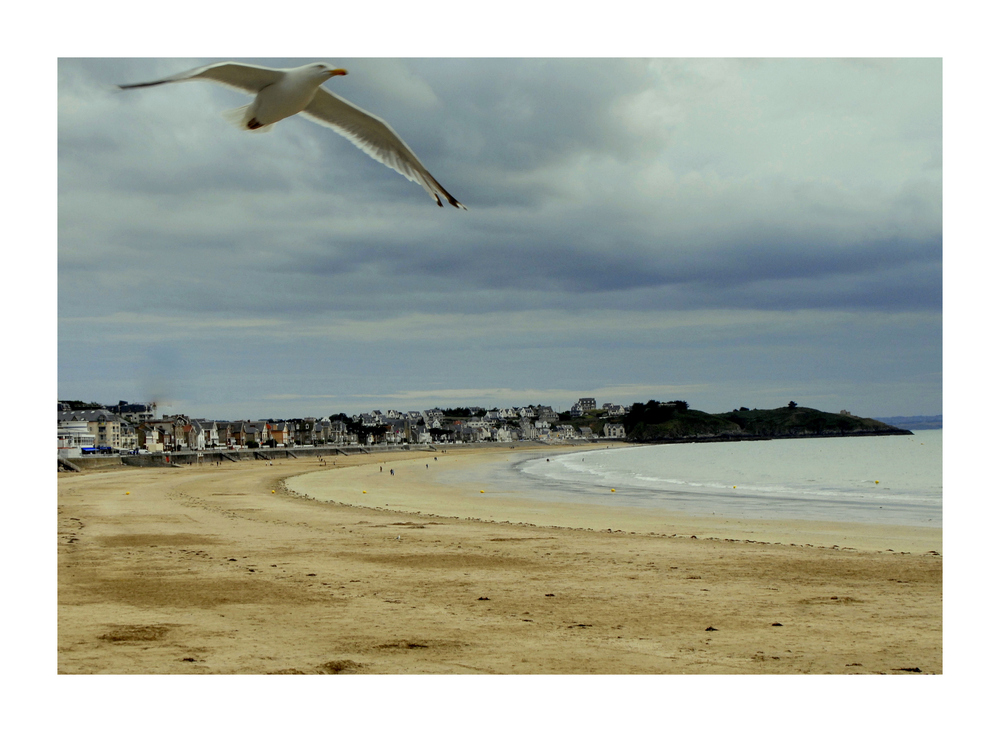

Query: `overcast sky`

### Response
(57, 56, 942, 420)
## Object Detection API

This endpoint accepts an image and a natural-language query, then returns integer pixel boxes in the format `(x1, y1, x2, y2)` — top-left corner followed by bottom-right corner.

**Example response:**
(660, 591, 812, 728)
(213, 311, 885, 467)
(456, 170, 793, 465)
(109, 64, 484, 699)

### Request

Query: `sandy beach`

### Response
(58, 444, 941, 674)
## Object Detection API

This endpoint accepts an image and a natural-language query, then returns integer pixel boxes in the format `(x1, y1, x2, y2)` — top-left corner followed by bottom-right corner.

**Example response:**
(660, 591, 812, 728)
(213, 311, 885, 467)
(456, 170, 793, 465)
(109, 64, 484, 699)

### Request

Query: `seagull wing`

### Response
(118, 62, 284, 95)
(302, 88, 466, 209)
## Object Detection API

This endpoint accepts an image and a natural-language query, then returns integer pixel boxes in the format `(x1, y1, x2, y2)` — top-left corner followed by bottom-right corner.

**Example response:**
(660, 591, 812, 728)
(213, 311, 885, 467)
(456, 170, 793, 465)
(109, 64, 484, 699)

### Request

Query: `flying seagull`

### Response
(118, 61, 466, 209)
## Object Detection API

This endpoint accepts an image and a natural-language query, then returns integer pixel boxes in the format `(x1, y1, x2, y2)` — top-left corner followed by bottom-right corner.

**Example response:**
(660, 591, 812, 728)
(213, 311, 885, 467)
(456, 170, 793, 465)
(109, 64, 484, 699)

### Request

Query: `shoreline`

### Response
(287, 444, 942, 554)
(58, 445, 942, 674)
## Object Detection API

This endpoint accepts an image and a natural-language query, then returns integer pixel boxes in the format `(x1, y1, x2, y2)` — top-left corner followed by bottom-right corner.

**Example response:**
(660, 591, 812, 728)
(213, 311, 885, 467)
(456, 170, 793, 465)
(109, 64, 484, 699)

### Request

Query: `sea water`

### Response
(493, 431, 942, 527)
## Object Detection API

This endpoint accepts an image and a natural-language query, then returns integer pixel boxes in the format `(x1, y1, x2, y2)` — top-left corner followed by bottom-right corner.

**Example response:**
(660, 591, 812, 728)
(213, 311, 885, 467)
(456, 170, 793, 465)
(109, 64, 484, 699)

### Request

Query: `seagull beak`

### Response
(327, 68, 348, 77)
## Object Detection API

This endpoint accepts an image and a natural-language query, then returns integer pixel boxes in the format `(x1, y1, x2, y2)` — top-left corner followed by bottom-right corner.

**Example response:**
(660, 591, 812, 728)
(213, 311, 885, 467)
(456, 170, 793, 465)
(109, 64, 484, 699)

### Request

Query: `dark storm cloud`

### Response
(274, 220, 940, 311)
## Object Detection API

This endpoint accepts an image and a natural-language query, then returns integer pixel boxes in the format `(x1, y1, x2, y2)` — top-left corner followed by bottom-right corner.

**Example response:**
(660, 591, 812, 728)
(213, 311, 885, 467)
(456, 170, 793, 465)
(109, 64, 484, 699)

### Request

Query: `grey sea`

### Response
(450, 430, 943, 527)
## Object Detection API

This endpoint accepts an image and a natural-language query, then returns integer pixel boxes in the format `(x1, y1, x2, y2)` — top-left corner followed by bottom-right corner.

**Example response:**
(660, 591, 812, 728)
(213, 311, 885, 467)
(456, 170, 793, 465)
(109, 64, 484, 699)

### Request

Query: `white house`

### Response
(603, 423, 626, 439)
(493, 426, 517, 442)
(58, 421, 95, 458)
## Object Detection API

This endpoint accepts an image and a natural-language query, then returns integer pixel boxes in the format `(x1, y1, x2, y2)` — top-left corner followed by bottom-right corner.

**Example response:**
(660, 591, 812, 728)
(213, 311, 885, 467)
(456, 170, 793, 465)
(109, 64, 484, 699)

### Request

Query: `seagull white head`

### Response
(307, 62, 348, 80)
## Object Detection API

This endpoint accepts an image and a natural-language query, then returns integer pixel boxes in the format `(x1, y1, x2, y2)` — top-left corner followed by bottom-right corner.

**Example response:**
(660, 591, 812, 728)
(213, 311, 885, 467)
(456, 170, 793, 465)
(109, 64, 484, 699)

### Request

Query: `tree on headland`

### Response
(787, 401, 798, 409)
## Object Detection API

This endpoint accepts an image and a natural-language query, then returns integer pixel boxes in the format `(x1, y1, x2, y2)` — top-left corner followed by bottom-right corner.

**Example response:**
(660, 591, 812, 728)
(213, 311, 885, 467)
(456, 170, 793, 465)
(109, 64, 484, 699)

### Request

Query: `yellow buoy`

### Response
(611, 489, 616, 492)
(271, 490, 275, 493)
(480, 490, 485, 493)
(125, 492, 130, 495)
(875, 480, 880, 485)
(362, 490, 367, 494)
(733, 486, 737, 489)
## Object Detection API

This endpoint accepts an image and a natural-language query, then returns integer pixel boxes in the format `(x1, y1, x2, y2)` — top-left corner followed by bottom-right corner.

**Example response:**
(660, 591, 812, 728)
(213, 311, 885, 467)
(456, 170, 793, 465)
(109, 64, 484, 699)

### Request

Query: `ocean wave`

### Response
(515, 432, 942, 526)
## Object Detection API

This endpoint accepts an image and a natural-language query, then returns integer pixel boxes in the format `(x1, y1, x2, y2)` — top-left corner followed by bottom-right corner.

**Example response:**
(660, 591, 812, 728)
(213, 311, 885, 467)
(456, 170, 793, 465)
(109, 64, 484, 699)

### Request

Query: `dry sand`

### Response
(58, 445, 941, 674)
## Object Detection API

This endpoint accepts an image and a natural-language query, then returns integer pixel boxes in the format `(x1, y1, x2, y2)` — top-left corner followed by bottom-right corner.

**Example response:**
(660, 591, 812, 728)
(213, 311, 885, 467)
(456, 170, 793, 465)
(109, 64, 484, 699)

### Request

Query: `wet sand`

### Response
(58, 445, 941, 674)
(289, 444, 942, 554)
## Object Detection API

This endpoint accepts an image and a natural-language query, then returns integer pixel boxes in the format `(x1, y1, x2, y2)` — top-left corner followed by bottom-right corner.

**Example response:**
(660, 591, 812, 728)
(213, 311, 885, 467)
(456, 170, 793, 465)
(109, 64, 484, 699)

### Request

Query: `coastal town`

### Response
(57, 398, 630, 458)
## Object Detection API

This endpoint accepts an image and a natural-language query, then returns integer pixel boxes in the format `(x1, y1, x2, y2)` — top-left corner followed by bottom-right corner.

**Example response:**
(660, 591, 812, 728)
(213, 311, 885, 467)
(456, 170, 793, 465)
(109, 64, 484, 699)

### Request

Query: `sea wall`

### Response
(59, 443, 439, 471)
(59, 439, 607, 471)
(60, 456, 124, 471)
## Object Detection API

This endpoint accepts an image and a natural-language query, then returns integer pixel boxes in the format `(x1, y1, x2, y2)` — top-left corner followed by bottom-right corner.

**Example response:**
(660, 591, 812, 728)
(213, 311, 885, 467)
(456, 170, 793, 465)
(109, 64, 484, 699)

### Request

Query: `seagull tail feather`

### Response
(221, 105, 274, 133)
(221, 104, 251, 129)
